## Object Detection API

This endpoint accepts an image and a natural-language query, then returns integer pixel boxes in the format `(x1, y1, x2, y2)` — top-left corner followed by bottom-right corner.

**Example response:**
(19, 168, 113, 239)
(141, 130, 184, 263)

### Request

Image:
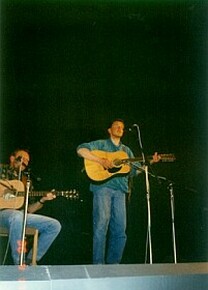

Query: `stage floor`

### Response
(0, 262, 207, 290)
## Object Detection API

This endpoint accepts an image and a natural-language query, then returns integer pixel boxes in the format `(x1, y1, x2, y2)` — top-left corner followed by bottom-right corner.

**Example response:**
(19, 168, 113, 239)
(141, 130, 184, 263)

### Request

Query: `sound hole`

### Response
(107, 166, 122, 173)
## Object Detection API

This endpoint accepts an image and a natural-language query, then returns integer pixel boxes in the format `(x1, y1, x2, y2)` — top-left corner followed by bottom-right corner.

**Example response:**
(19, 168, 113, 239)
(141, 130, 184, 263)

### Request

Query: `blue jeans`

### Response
(0, 209, 61, 265)
(93, 187, 127, 264)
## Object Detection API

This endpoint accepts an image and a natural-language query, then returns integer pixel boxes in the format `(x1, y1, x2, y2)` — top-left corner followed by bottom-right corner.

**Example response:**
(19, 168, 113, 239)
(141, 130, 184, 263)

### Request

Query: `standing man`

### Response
(0, 149, 61, 265)
(77, 119, 159, 264)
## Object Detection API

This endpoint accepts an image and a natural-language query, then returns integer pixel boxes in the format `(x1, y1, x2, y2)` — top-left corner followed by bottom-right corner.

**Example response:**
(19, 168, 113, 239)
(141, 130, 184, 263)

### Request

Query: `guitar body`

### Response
(0, 179, 25, 209)
(84, 150, 131, 182)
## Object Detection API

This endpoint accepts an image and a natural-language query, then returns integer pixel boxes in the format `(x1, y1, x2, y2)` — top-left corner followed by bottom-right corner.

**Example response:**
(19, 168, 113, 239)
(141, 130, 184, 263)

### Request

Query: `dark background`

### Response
(0, 0, 207, 265)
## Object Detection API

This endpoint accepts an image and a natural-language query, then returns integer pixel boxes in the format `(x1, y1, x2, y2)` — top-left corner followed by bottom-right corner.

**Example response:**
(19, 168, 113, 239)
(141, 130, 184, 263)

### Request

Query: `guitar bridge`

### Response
(3, 192, 17, 200)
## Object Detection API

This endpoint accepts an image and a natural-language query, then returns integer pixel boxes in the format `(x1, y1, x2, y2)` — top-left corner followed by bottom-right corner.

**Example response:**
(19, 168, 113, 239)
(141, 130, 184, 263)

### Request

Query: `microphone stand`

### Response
(130, 161, 178, 264)
(17, 163, 31, 266)
(167, 181, 177, 264)
(133, 124, 153, 264)
(20, 176, 31, 266)
(18, 161, 22, 181)
(154, 175, 177, 264)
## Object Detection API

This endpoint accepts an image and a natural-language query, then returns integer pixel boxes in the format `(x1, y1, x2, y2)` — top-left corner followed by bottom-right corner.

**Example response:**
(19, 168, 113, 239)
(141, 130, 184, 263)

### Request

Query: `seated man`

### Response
(0, 148, 61, 265)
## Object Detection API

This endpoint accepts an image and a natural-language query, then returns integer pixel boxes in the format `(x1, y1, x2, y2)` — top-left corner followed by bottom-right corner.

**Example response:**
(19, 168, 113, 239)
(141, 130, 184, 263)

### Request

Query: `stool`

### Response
(0, 227, 38, 265)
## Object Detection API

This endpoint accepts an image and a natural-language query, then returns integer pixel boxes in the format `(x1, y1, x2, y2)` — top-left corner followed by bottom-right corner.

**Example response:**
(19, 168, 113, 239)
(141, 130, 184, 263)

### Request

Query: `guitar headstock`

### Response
(61, 189, 79, 200)
(159, 154, 176, 162)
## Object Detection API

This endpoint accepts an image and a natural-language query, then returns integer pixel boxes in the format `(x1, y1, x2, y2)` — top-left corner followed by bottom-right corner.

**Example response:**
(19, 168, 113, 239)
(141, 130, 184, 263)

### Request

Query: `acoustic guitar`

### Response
(0, 179, 79, 210)
(84, 150, 176, 182)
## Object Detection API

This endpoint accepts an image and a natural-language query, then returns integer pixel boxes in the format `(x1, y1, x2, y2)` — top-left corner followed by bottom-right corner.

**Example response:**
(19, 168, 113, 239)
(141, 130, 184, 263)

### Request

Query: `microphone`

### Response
(128, 123, 139, 131)
(15, 156, 23, 162)
(14, 156, 29, 168)
(15, 156, 28, 167)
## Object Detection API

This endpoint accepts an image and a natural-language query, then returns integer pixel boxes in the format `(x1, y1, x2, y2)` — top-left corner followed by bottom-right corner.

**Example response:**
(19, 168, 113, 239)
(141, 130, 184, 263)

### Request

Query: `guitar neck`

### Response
(13, 190, 78, 199)
(30, 191, 55, 197)
(123, 154, 176, 164)
(30, 190, 78, 198)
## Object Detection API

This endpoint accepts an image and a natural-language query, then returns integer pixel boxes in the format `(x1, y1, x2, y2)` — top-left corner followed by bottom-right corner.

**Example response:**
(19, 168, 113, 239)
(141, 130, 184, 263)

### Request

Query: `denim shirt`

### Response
(77, 138, 141, 193)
